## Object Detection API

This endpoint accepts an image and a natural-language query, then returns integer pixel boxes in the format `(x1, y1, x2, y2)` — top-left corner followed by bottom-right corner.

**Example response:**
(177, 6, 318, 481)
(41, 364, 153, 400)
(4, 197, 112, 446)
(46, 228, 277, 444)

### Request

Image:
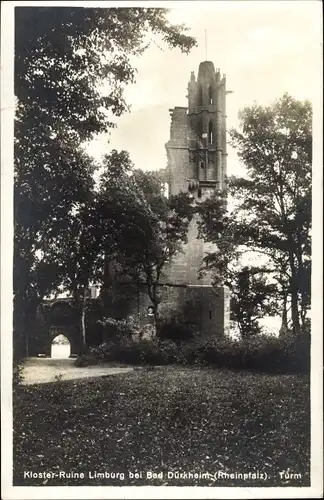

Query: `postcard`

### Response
(1, 1, 323, 499)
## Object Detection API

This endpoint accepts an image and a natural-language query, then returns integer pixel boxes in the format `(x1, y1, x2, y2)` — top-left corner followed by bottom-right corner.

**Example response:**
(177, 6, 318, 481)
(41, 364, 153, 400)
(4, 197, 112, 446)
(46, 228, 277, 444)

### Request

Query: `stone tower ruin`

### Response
(97, 61, 230, 339)
(163, 61, 230, 335)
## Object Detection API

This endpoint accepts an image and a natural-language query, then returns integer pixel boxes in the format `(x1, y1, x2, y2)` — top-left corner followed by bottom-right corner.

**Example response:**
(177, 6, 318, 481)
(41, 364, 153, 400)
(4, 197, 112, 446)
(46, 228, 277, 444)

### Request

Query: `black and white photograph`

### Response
(1, 1, 323, 499)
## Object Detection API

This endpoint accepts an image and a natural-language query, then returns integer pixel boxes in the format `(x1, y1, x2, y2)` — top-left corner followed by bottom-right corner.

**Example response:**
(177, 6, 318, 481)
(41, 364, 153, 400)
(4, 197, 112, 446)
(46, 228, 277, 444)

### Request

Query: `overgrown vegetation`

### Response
(98, 154, 194, 327)
(13, 363, 25, 394)
(13, 368, 310, 486)
(14, 7, 196, 359)
(198, 95, 312, 337)
(14, 9, 312, 353)
(75, 330, 310, 374)
(98, 314, 142, 340)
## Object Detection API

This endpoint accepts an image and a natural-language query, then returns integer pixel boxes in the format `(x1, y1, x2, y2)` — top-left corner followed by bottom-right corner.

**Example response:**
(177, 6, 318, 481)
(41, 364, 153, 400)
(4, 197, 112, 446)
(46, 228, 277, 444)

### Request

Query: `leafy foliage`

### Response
(52, 335, 70, 345)
(13, 363, 25, 395)
(98, 151, 194, 322)
(229, 266, 279, 338)
(99, 315, 142, 340)
(15, 7, 196, 143)
(14, 7, 196, 358)
(198, 95, 312, 336)
(75, 332, 309, 374)
(53, 197, 105, 351)
(158, 318, 196, 343)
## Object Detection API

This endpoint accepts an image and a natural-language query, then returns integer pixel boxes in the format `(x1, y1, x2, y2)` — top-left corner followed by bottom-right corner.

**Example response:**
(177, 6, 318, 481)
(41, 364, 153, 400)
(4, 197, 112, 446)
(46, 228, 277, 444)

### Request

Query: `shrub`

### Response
(75, 353, 98, 367)
(75, 331, 310, 374)
(75, 337, 185, 367)
(158, 318, 196, 343)
(197, 334, 310, 374)
(174, 334, 310, 374)
(13, 363, 24, 393)
(98, 315, 141, 340)
(156, 339, 188, 365)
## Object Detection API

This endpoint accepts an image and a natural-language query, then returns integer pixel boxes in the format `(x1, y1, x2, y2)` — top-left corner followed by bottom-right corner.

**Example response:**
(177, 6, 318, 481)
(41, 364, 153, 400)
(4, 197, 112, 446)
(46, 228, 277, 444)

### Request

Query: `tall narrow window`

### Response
(208, 85, 213, 105)
(208, 121, 213, 144)
(197, 188, 202, 198)
(200, 161, 204, 169)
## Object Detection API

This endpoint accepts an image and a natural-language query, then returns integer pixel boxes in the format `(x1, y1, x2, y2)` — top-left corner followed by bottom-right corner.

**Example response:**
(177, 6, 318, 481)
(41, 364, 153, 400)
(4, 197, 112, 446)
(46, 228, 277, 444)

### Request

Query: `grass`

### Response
(13, 366, 310, 487)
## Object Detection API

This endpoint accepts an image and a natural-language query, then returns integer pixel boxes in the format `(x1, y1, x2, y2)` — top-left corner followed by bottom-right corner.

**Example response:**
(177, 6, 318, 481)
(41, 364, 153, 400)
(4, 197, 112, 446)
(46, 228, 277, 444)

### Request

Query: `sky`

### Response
(86, 0, 321, 178)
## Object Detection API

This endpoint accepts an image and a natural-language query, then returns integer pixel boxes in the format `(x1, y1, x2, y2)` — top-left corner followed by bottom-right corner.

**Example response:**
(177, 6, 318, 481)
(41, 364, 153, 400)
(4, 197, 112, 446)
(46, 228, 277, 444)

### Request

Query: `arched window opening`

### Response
(208, 86, 213, 105)
(200, 161, 205, 169)
(51, 334, 71, 359)
(163, 182, 169, 198)
(208, 121, 214, 144)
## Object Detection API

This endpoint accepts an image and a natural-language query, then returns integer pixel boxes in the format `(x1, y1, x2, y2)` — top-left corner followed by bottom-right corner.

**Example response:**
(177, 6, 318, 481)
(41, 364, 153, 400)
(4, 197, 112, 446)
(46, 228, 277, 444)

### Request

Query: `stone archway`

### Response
(47, 326, 81, 358)
(33, 298, 103, 357)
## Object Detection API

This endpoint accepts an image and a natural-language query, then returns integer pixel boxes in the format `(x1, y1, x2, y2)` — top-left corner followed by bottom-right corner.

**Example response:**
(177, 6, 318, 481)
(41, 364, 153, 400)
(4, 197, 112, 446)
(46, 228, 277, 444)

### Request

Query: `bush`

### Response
(158, 318, 196, 343)
(173, 334, 310, 374)
(13, 363, 24, 393)
(156, 339, 188, 365)
(75, 353, 98, 367)
(188, 335, 310, 374)
(75, 337, 184, 367)
(98, 315, 141, 340)
(75, 332, 310, 374)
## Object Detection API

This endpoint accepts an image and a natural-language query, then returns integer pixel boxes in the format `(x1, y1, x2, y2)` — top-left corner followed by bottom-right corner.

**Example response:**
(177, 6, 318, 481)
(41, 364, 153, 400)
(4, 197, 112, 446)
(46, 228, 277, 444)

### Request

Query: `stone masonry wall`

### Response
(163, 216, 213, 286)
(103, 283, 228, 337)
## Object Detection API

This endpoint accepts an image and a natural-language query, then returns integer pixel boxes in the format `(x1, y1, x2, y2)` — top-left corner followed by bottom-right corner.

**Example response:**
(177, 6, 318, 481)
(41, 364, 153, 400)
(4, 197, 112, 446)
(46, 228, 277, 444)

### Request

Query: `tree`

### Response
(15, 8, 196, 144)
(14, 7, 196, 358)
(196, 195, 279, 337)
(97, 150, 194, 326)
(229, 266, 278, 338)
(53, 196, 103, 353)
(198, 94, 312, 336)
(14, 139, 96, 358)
(130, 170, 194, 325)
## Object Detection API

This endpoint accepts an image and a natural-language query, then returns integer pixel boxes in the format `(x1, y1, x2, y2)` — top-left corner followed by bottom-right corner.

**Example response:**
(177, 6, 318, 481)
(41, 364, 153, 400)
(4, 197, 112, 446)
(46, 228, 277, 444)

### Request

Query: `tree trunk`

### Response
(153, 304, 161, 334)
(279, 290, 289, 336)
(148, 282, 161, 337)
(299, 266, 310, 330)
(146, 279, 159, 336)
(13, 295, 38, 360)
(288, 250, 300, 336)
(13, 296, 28, 361)
(80, 289, 87, 353)
(102, 254, 113, 313)
(296, 231, 310, 330)
(290, 282, 300, 336)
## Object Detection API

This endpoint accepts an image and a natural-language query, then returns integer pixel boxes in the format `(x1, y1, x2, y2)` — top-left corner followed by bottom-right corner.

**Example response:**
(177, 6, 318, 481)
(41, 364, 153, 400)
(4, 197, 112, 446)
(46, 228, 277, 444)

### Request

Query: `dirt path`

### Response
(22, 357, 134, 386)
